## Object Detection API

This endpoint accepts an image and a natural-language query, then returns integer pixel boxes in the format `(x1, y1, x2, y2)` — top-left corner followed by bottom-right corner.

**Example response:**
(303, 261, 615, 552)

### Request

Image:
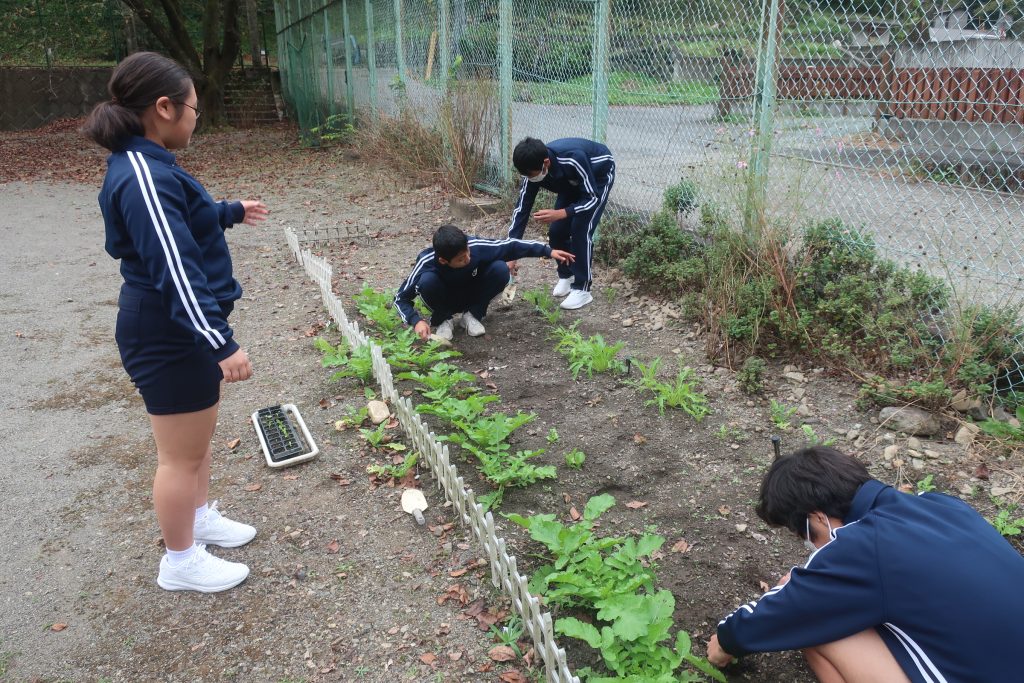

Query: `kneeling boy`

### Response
(394, 224, 573, 341)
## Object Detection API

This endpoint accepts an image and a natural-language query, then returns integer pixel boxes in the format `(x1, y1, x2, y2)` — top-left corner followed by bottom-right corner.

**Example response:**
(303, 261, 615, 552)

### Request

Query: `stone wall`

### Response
(0, 67, 112, 131)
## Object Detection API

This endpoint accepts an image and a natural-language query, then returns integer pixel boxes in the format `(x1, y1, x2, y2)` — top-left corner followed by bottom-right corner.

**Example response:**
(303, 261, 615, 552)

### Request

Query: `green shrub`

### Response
(737, 356, 767, 394)
(662, 178, 699, 214)
(620, 210, 706, 295)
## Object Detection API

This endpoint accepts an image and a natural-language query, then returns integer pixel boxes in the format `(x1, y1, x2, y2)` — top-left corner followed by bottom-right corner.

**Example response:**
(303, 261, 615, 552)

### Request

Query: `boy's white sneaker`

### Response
(461, 312, 486, 337)
(560, 290, 594, 310)
(434, 318, 455, 341)
(552, 278, 573, 297)
(157, 544, 250, 593)
(193, 501, 256, 548)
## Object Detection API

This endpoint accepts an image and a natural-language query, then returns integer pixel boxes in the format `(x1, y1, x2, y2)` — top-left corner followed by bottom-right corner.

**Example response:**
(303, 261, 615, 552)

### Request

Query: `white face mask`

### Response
(805, 515, 834, 552)
(527, 165, 548, 183)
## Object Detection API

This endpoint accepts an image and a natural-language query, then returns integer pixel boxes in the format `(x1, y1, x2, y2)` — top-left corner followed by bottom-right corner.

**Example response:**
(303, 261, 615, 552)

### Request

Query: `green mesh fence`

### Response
(275, 0, 1024, 393)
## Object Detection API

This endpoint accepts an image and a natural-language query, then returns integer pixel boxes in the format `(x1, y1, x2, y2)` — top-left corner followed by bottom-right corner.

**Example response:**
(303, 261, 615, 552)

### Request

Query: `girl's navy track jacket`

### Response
(717, 479, 1024, 683)
(98, 136, 244, 362)
(506, 137, 614, 240)
(394, 237, 551, 326)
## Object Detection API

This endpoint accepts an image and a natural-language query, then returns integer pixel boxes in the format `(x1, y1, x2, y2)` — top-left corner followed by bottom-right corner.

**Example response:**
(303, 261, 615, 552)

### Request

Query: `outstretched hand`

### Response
(240, 200, 269, 226)
(533, 208, 568, 224)
(414, 320, 431, 341)
(706, 634, 735, 668)
(549, 249, 575, 265)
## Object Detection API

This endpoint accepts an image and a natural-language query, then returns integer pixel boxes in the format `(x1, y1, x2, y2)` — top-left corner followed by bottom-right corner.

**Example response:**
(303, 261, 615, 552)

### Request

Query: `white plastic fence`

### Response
(287, 229, 579, 683)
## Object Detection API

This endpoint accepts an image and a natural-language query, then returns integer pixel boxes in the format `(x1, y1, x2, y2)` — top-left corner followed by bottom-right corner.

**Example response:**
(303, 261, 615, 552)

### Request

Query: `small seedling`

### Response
(800, 424, 835, 447)
(367, 452, 419, 479)
(627, 358, 710, 419)
(915, 474, 937, 494)
(988, 500, 1024, 537)
(716, 424, 747, 442)
(524, 288, 564, 325)
(553, 323, 627, 379)
(489, 616, 526, 656)
(770, 399, 798, 431)
(564, 448, 586, 469)
(334, 405, 369, 430)
(359, 423, 406, 451)
(602, 286, 619, 304)
(547, 427, 560, 444)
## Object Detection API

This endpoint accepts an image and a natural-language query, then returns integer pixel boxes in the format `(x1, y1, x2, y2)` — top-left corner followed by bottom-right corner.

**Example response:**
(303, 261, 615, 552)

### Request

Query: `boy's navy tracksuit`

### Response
(507, 138, 614, 292)
(394, 237, 552, 326)
(717, 479, 1024, 683)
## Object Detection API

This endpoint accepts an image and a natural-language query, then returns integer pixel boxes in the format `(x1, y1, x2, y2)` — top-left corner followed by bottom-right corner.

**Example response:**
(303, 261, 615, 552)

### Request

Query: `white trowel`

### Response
(401, 488, 428, 526)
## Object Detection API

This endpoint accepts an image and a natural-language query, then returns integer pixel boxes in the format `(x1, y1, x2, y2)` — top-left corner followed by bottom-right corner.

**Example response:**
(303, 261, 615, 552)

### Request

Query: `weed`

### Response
(314, 337, 374, 384)
(397, 363, 477, 401)
(800, 423, 835, 447)
(978, 406, 1024, 442)
(663, 177, 699, 214)
(0, 646, 13, 677)
(417, 394, 501, 425)
(601, 286, 619, 305)
(334, 405, 369, 431)
(489, 615, 526, 656)
(306, 113, 356, 147)
(552, 323, 627, 379)
(367, 451, 419, 479)
(988, 501, 1024, 537)
(769, 399, 797, 431)
(737, 356, 767, 395)
(915, 474, 937, 494)
(628, 358, 711, 419)
(437, 56, 500, 197)
(620, 209, 706, 295)
(523, 288, 563, 325)
(716, 424, 746, 442)
(359, 423, 406, 452)
(564, 448, 586, 470)
(857, 376, 952, 411)
(547, 428, 560, 444)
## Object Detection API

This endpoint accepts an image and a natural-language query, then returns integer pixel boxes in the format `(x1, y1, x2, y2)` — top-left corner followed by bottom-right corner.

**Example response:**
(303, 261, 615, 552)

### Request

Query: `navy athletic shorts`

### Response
(115, 284, 230, 415)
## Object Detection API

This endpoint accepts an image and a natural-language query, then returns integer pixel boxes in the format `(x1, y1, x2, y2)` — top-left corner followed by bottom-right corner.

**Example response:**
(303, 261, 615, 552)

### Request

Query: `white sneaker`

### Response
(434, 318, 455, 341)
(552, 278, 573, 297)
(560, 289, 594, 310)
(157, 544, 250, 593)
(461, 312, 486, 337)
(193, 501, 256, 548)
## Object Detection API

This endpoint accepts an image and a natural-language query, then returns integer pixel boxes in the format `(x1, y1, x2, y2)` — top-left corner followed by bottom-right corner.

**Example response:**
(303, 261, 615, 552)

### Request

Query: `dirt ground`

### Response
(1, 121, 1020, 683)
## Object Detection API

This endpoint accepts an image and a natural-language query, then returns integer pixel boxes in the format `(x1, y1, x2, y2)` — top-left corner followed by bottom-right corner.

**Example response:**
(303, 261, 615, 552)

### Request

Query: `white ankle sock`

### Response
(194, 503, 209, 523)
(166, 543, 197, 567)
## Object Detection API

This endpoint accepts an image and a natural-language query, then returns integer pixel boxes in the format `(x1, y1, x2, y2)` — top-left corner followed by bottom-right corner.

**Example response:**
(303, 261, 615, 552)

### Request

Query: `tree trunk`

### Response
(245, 0, 261, 68)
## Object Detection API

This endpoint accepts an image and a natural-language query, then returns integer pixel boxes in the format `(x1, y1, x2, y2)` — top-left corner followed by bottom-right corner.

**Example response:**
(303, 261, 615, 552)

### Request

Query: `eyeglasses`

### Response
(177, 102, 202, 119)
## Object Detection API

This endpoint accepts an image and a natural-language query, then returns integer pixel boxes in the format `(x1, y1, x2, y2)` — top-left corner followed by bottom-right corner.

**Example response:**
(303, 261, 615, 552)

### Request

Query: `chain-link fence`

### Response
(275, 0, 1024, 385)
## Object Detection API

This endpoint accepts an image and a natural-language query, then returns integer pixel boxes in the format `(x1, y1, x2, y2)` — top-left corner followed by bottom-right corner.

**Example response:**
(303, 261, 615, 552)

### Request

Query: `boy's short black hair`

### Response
(756, 446, 871, 535)
(513, 137, 548, 175)
(433, 224, 468, 261)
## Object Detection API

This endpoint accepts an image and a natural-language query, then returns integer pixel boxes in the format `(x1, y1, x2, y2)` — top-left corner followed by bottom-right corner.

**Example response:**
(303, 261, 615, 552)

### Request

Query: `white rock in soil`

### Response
(911, 458, 925, 471)
(793, 387, 806, 400)
(671, 348, 681, 354)
(652, 321, 664, 331)
(367, 400, 391, 425)
(784, 372, 806, 383)
(735, 524, 748, 532)
(924, 449, 941, 459)
(992, 486, 1014, 497)
(954, 423, 981, 447)
(878, 406, 940, 436)
(883, 445, 900, 461)
(622, 318, 634, 327)
(882, 432, 896, 443)
(797, 404, 812, 417)
(846, 429, 860, 441)
(907, 437, 923, 451)
(960, 484, 974, 496)
(783, 364, 798, 374)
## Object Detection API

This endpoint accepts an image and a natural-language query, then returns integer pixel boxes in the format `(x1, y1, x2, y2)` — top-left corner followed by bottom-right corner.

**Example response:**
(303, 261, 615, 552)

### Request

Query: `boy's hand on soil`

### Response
(533, 208, 567, 224)
(549, 249, 575, 264)
(240, 200, 269, 225)
(706, 634, 735, 668)
(414, 321, 431, 341)
(507, 260, 519, 276)
(219, 348, 253, 383)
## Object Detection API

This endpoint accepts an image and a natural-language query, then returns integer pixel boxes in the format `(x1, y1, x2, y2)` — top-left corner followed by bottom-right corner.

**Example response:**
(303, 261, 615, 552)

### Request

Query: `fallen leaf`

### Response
(974, 463, 990, 480)
(387, 626, 400, 635)
(485, 382, 498, 390)
(670, 539, 690, 553)
(243, 483, 262, 492)
(227, 438, 241, 450)
(329, 474, 352, 486)
(569, 506, 581, 521)
(633, 433, 647, 445)
(897, 483, 914, 493)
(759, 580, 771, 592)
(625, 500, 647, 509)
(419, 652, 438, 665)
(326, 539, 340, 554)
(449, 568, 468, 577)
(318, 398, 331, 409)
(448, 650, 463, 661)
(488, 645, 517, 662)
(283, 474, 299, 480)
(718, 505, 731, 516)
(500, 671, 528, 683)
(50, 623, 68, 632)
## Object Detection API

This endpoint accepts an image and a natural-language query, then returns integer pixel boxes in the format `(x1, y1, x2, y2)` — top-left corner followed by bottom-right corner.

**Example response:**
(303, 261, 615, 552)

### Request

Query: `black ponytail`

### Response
(82, 51, 192, 151)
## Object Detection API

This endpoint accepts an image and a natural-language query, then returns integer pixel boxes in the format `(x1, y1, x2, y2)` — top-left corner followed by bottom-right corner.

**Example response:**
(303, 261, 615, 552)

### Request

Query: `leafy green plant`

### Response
(367, 452, 419, 479)
(800, 423, 835, 447)
(397, 363, 477, 401)
(564, 448, 586, 469)
(308, 113, 356, 146)
(314, 337, 374, 384)
(627, 358, 711, 419)
(620, 209, 706, 296)
(524, 288, 563, 325)
(359, 423, 406, 452)
(737, 356, 767, 395)
(716, 424, 746, 442)
(916, 474, 937, 494)
(416, 394, 501, 425)
(552, 323, 627, 379)
(978, 406, 1024, 441)
(334, 405, 369, 431)
(547, 427, 560, 444)
(663, 177, 699, 214)
(489, 616, 526, 657)
(857, 376, 952, 411)
(988, 501, 1024, 537)
(769, 399, 798, 431)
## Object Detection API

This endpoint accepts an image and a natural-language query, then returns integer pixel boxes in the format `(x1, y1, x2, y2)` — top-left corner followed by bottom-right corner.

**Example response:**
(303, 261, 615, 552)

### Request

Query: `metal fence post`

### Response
(323, 4, 335, 116)
(438, 0, 450, 91)
(591, 0, 610, 143)
(394, 0, 406, 88)
(498, 0, 512, 185)
(342, 0, 356, 116)
(744, 0, 783, 235)
(364, 0, 378, 119)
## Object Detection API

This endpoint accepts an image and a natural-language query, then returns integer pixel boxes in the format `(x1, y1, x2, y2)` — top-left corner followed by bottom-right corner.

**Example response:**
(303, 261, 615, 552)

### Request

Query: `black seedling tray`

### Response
(254, 406, 307, 462)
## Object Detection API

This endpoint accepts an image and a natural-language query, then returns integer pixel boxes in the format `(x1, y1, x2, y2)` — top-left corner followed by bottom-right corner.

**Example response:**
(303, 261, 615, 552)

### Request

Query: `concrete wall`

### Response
(0, 67, 112, 131)
(894, 39, 1024, 69)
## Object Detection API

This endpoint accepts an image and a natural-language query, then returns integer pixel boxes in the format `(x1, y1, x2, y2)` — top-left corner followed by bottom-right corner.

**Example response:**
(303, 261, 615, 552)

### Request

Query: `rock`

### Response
(367, 400, 391, 425)
(878, 407, 940, 436)
(924, 449, 941, 459)
(892, 458, 905, 468)
(911, 458, 924, 471)
(846, 429, 860, 441)
(796, 404, 812, 417)
(784, 372, 806, 383)
(792, 388, 806, 400)
(715, 366, 729, 375)
(671, 347, 681, 354)
(651, 321, 664, 332)
(968, 405, 989, 421)
(907, 437, 923, 451)
(954, 423, 981, 447)
(949, 389, 980, 413)
(883, 445, 900, 461)
(735, 524, 748, 532)
(992, 406, 1015, 423)
(449, 195, 502, 219)
(882, 432, 896, 443)
(992, 486, 1014, 497)
(622, 319, 634, 328)
(783, 364, 798, 374)
(960, 484, 974, 496)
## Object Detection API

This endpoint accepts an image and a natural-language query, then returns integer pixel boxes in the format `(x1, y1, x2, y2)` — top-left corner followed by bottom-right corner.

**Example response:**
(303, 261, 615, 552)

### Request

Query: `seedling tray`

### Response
(251, 404, 319, 468)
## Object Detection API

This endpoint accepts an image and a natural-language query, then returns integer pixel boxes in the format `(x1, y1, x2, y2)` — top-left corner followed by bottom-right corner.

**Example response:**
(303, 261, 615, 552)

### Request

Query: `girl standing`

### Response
(84, 52, 268, 592)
